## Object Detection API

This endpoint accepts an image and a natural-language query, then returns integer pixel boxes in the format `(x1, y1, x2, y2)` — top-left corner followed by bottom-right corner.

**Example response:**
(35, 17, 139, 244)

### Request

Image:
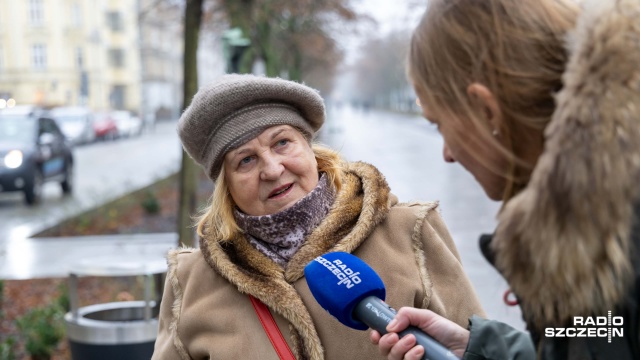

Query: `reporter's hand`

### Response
(369, 308, 470, 360)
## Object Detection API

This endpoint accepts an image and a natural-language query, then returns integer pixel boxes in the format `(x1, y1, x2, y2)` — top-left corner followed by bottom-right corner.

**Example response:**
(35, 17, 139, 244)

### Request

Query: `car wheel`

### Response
(61, 162, 73, 194)
(25, 170, 43, 205)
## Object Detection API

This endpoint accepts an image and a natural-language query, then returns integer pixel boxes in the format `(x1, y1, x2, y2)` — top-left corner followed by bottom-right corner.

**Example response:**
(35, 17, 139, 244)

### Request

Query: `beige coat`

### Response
(152, 162, 484, 360)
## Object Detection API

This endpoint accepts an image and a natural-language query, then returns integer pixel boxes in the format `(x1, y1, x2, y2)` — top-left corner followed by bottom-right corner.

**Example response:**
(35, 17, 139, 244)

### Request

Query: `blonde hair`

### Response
(195, 143, 346, 241)
(409, 0, 578, 200)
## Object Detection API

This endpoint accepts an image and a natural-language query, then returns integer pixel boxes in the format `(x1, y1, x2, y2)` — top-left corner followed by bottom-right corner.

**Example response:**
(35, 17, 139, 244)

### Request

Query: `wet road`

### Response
(1, 106, 525, 330)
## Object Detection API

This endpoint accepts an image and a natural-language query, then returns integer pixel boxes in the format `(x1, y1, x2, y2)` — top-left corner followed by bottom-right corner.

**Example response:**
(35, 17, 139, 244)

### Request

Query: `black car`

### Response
(0, 107, 74, 205)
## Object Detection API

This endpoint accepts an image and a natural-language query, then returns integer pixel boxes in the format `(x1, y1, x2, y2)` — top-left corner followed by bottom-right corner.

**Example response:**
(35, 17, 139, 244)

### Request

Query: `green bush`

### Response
(16, 303, 65, 360)
(16, 305, 64, 359)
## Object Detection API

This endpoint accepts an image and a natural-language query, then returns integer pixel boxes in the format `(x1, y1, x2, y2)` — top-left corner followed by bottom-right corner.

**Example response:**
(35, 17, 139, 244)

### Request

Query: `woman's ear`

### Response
(467, 83, 503, 135)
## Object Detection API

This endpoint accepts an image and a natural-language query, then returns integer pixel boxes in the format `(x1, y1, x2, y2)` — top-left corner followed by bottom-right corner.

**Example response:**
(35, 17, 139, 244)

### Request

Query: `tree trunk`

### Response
(177, 0, 204, 248)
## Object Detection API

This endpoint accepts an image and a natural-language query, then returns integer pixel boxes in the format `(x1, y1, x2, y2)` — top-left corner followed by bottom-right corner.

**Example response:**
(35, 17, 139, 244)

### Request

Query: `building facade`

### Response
(0, 0, 141, 111)
(0, 0, 227, 116)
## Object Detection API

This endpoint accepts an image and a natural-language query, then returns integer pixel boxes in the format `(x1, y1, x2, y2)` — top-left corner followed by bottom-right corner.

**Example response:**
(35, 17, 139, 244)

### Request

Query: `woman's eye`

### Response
(276, 139, 289, 147)
(239, 156, 253, 166)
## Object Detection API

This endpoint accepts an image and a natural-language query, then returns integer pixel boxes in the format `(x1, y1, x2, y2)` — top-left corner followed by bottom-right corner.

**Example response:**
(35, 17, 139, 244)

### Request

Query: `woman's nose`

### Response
(443, 144, 456, 163)
(260, 155, 284, 180)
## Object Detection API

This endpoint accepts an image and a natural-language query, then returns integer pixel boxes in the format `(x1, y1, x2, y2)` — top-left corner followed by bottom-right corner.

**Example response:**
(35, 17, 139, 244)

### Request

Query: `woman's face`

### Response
(415, 86, 508, 201)
(223, 125, 319, 216)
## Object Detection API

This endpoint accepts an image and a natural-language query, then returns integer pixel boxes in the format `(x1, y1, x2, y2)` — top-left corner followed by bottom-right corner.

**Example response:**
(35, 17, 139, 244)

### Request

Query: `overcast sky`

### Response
(342, 0, 425, 65)
(356, 0, 421, 34)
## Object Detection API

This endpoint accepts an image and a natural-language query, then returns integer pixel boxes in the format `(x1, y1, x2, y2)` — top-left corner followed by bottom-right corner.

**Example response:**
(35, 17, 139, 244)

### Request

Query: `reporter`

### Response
(372, 0, 640, 358)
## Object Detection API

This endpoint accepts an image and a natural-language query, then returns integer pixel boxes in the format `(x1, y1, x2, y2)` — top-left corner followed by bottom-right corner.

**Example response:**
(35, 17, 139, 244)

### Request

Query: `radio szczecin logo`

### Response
(545, 311, 623, 343)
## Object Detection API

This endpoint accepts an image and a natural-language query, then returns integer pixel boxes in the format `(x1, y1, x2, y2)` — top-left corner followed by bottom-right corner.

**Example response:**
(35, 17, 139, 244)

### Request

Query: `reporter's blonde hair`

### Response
(196, 143, 345, 241)
(409, 0, 578, 200)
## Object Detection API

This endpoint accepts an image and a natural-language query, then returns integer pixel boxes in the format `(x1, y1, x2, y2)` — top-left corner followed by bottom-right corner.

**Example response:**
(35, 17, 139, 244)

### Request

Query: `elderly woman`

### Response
(152, 74, 484, 360)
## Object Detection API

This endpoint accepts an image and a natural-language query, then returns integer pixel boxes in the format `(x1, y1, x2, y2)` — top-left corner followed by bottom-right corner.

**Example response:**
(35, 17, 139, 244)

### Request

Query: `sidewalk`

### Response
(1, 233, 176, 280)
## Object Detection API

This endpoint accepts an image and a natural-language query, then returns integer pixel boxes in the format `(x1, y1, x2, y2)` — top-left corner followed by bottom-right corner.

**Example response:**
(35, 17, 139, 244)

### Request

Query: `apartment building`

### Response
(0, 0, 141, 111)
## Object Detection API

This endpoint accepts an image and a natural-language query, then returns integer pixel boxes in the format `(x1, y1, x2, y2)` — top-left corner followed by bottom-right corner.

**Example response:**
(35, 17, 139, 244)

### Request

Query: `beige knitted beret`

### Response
(178, 74, 325, 180)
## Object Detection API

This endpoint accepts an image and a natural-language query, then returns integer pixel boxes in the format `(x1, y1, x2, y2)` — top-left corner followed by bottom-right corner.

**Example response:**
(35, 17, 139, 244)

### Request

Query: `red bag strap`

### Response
(249, 295, 296, 360)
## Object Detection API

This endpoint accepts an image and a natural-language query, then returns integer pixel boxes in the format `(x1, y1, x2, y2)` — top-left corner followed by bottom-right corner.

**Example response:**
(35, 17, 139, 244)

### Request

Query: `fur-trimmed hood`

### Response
(493, 0, 640, 329)
(198, 161, 391, 359)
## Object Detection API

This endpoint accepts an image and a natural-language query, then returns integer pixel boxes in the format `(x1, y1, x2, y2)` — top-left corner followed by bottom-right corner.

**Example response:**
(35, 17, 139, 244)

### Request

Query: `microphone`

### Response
(304, 252, 459, 360)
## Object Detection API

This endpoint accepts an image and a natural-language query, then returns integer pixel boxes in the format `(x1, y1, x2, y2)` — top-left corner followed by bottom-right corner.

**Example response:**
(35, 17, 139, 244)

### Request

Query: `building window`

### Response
(106, 11, 123, 32)
(108, 48, 124, 68)
(71, 4, 82, 27)
(75, 47, 84, 68)
(30, 0, 44, 26)
(32, 44, 47, 70)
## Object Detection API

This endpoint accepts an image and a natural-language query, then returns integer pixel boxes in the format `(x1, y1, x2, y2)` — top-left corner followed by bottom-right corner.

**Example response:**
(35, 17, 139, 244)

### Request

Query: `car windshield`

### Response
(0, 116, 36, 143)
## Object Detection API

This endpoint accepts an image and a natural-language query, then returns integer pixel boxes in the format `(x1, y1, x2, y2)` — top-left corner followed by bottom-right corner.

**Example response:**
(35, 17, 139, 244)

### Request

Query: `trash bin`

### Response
(64, 258, 166, 360)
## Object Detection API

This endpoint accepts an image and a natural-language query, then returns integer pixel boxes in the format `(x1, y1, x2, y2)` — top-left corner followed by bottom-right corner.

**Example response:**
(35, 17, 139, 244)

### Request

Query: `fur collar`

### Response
(199, 161, 391, 359)
(493, 0, 640, 329)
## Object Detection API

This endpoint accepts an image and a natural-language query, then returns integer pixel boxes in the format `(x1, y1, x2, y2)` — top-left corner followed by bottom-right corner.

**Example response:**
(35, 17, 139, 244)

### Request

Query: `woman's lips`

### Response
(268, 183, 293, 199)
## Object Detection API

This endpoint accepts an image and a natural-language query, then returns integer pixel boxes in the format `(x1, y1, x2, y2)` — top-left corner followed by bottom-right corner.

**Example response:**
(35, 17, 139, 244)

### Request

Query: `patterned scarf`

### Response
(233, 173, 335, 267)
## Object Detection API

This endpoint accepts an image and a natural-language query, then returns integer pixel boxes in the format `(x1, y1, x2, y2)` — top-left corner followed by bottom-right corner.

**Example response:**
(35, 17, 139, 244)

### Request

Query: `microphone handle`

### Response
(353, 296, 459, 360)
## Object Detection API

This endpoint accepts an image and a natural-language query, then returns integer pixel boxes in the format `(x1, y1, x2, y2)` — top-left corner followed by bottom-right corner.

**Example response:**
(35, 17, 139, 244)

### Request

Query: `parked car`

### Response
(112, 110, 143, 138)
(50, 106, 96, 145)
(0, 107, 74, 205)
(93, 112, 119, 141)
